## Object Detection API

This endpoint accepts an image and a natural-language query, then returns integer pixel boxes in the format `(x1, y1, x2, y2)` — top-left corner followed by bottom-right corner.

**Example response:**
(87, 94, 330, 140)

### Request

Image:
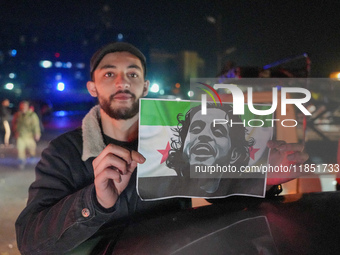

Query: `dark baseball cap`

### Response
(90, 42, 147, 80)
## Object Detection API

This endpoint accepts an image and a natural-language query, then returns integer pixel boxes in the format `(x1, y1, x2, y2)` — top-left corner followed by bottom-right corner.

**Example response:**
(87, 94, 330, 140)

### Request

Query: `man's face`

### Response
(182, 108, 231, 166)
(2, 99, 9, 107)
(88, 51, 149, 120)
(19, 102, 29, 113)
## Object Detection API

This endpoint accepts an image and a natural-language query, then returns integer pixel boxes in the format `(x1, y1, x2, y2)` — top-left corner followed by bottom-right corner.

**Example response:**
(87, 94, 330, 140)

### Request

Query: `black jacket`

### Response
(15, 106, 188, 254)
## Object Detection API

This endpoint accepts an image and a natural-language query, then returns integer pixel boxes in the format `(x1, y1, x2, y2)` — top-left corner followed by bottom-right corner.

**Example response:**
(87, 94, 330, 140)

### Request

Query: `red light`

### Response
(55, 53, 60, 58)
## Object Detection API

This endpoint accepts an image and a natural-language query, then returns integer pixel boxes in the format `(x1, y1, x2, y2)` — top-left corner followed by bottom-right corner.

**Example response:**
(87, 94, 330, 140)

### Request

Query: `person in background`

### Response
(12, 100, 41, 168)
(0, 98, 12, 147)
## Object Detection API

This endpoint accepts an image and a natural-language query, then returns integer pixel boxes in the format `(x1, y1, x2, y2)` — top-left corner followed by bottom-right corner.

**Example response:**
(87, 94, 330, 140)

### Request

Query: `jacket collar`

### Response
(81, 105, 106, 161)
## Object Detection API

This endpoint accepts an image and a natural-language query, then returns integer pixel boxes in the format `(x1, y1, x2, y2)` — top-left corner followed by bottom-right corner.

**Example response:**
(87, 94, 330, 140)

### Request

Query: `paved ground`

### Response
(0, 117, 78, 255)
(0, 136, 53, 255)
(0, 108, 84, 255)
(0, 163, 35, 255)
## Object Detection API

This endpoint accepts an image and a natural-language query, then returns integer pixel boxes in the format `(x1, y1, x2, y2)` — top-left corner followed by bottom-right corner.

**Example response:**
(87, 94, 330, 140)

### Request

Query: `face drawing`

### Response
(166, 103, 254, 194)
(182, 108, 231, 166)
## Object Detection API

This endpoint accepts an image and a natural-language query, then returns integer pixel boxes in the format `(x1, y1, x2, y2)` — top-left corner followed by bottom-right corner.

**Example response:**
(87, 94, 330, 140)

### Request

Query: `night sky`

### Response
(1, 0, 340, 77)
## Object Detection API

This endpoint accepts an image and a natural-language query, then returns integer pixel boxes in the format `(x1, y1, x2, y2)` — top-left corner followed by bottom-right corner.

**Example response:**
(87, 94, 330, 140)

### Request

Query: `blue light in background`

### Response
(57, 82, 65, 91)
(76, 63, 85, 69)
(10, 49, 17, 57)
(117, 33, 123, 41)
(9, 73, 16, 79)
(55, 73, 62, 80)
(5, 83, 14, 90)
(54, 110, 67, 117)
(40, 60, 53, 68)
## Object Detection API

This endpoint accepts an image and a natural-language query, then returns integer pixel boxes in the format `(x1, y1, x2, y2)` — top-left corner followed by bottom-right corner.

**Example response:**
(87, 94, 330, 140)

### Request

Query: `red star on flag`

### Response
(157, 141, 171, 164)
(249, 146, 260, 160)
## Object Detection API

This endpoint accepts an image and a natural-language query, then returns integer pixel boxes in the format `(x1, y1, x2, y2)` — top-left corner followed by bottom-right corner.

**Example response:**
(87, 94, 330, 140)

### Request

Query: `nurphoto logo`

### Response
(196, 79, 312, 128)
(200, 83, 311, 116)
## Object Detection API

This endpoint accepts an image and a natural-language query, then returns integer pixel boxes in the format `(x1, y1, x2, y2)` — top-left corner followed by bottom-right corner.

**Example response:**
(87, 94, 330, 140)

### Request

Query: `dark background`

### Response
(1, 0, 340, 105)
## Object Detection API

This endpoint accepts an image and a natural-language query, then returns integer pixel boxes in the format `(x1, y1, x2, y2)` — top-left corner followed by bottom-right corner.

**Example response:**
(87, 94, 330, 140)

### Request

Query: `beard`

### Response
(98, 89, 142, 120)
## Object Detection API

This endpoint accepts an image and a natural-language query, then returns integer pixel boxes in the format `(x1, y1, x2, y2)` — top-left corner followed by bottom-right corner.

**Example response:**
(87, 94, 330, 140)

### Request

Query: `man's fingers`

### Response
(92, 146, 145, 209)
(277, 143, 305, 153)
(267, 140, 309, 167)
(267, 140, 305, 153)
(93, 144, 132, 169)
(287, 151, 309, 164)
(96, 167, 122, 185)
(124, 151, 145, 175)
(94, 154, 128, 177)
(131, 150, 146, 164)
(267, 140, 286, 149)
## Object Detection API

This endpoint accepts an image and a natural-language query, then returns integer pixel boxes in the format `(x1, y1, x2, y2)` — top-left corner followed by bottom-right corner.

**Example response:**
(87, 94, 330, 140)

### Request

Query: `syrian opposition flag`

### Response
(137, 98, 273, 200)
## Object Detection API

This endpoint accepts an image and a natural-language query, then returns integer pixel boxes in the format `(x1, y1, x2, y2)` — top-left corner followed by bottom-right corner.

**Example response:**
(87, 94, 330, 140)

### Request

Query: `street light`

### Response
(57, 82, 65, 91)
(150, 83, 160, 93)
(330, 72, 340, 80)
(5, 83, 14, 90)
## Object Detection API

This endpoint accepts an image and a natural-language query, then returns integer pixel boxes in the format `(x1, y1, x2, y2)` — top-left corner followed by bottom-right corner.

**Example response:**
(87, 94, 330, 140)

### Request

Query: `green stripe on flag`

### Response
(140, 99, 274, 127)
(140, 99, 199, 126)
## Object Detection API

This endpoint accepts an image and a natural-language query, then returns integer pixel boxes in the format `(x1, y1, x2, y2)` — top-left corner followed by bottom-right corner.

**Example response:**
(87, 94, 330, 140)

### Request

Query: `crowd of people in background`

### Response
(0, 99, 41, 169)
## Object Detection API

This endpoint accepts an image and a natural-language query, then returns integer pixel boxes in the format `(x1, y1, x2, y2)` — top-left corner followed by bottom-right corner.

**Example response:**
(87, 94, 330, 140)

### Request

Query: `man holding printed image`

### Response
(15, 42, 308, 254)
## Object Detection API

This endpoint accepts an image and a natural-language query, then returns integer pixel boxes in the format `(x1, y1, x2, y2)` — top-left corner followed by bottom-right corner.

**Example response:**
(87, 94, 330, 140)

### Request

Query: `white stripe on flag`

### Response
(138, 125, 177, 177)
